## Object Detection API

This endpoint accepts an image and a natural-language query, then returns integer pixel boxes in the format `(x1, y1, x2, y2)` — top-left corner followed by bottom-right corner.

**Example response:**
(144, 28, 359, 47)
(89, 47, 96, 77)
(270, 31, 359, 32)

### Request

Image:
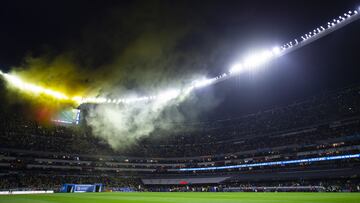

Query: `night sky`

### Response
(0, 0, 359, 120)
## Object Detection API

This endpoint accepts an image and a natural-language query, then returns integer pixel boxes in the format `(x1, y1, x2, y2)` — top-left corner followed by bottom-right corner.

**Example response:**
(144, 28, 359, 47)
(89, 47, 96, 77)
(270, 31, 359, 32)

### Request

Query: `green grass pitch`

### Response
(0, 192, 360, 203)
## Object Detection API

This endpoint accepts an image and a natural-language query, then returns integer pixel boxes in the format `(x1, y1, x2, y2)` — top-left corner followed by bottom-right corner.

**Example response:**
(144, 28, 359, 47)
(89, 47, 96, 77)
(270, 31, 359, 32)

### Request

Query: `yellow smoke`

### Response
(0, 70, 82, 105)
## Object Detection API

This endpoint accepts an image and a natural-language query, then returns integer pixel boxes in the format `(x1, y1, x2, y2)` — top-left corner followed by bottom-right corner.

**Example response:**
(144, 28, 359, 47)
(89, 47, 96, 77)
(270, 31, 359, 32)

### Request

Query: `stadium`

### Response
(0, 1, 360, 203)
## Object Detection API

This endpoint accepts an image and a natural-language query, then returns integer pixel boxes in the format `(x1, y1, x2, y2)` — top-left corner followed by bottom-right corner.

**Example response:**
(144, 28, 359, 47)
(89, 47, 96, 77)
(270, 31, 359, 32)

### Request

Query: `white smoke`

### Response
(85, 91, 190, 150)
(85, 84, 223, 150)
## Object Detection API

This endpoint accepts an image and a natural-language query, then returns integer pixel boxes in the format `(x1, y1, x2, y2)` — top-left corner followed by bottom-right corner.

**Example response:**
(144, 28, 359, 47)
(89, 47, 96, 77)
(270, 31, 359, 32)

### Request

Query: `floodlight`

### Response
(229, 63, 243, 74)
(157, 89, 180, 102)
(272, 46, 281, 55)
(193, 78, 214, 88)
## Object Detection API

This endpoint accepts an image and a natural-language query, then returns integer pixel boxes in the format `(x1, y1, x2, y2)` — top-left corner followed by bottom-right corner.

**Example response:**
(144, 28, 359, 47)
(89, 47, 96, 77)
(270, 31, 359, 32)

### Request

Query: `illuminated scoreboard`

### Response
(52, 108, 81, 125)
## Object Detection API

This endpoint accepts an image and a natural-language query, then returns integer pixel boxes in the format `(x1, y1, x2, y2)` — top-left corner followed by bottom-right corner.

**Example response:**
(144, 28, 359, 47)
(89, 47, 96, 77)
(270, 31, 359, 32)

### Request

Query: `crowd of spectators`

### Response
(0, 86, 359, 191)
(142, 179, 360, 192)
(0, 86, 358, 158)
(0, 174, 141, 192)
(0, 173, 359, 192)
(135, 86, 360, 157)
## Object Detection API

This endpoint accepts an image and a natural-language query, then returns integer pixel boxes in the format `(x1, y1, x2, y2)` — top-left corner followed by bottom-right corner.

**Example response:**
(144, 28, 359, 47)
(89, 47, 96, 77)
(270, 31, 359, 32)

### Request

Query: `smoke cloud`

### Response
(4, 1, 224, 149)
(87, 95, 181, 150)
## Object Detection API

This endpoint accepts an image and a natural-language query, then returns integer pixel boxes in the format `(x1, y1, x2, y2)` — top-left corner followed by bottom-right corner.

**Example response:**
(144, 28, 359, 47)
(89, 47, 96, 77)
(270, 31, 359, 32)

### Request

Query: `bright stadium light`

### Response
(272, 46, 281, 56)
(242, 50, 273, 70)
(229, 63, 244, 74)
(0, 6, 359, 106)
(72, 96, 83, 103)
(97, 97, 105, 103)
(157, 89, 180, 102)
(193, 78, 215, 88)
(0, 70, 69, 100)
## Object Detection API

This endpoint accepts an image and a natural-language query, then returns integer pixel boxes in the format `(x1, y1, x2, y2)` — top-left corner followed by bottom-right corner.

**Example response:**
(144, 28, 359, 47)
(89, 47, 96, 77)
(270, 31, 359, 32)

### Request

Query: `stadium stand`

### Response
(0, 86, 359, 192)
